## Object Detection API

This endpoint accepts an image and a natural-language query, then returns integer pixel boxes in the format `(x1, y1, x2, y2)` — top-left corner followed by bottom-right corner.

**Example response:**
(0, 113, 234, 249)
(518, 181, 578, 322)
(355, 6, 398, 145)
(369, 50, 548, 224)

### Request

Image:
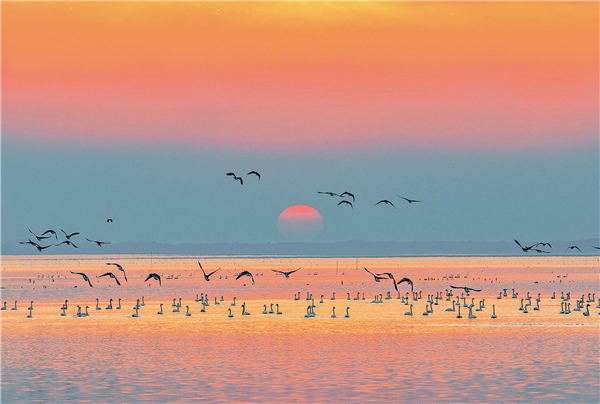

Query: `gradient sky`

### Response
(2, 2, 598, 246)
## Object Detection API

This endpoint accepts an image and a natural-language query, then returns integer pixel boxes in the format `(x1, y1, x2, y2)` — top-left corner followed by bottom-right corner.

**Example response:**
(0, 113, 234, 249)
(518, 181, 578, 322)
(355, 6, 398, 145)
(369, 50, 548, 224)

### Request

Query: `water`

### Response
(2, 255, 599, 403)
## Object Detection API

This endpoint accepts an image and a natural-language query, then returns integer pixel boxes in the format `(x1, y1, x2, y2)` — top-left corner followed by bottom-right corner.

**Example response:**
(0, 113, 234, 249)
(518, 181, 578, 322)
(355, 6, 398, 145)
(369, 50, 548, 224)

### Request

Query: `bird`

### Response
(61, 230, 80, 239)
(271, 268, 300, 278)
(145, 273, 162, 286)
(41, 230, 58, 239)
(532, 249, 550, 254)
(29, 229, 51, 241)
(107, 219, 113, 223)
(375, 200, 395, 208)
(20, 240, 52, 252)
(56, 240, 78, 248)
(533, 242, 552, 248)
(592, 246, 600, 250)
(397, 196, 422, 203)
(227, 173, 243, 184)
(450, 285, 482, 294)
(318, 191, 338, 196)
(98, 272, 121, 286)
(340, 192, 355, 202)
(566, 246, 581, 252)
(396, 277, 414, 292)
(514, 239, 534, 252)
(247, 171, 261, 180)
(337, 200, 353, 209)
(106, 263, 127, 281)
(86, 238, 110, 246)
(375, 272, 398, 291)
(364, 267, 387, 282)
(236, 270, 255, 285)
(198, 261, 220, 281)
(70, 271, 93, 287)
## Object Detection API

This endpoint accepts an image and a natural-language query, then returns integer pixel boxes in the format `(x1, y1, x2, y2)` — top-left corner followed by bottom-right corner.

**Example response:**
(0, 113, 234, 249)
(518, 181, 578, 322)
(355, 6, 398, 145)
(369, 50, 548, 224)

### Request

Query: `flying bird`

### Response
(397, 196, 422, 203)
(340, 192, 355, 202)
(247, 171, 261, 180)
(375, 200, 395, 208)
(236, 270, 255, 285)
(198, 261, 220, 281)
(376, 272, 398, 291)
(98, 272, 121, 286)
(533, 242, 552, 248)
(566, 246, 581, 252)
(318, 191, 339, 197)
(106, 263, 127, 281)
(145, 273, 162, 286)
(20, 240, 52, 252)
(532, 249, 550, 254)
(364, 267, 388, 283)
(271, 268, 300, 278)
(337, 200, 353, 209)
(227, 173, 243, 185)
(86, 238, 110, 246)
(593, 246, 600, 250)
(29, 229, 51, 241)
(70, 271, 93, 287)
(61, 230, 80, 240)
(107, 219, 113, 223)
(514, 239, 534, 252)
(396, 277, 414, 292)
(450, 285, 482, 294)
(56, 240, 78, 248)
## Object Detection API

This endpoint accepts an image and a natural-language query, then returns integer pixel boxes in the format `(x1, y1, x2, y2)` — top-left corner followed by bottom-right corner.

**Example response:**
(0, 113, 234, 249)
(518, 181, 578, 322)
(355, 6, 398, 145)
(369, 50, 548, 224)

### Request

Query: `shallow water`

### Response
(2, 255, 599, 403)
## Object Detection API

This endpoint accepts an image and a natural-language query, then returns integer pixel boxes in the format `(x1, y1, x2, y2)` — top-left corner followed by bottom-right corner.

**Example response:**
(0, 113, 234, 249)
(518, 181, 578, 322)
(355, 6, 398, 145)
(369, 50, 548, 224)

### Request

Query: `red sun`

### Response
(277, 205, 324, 239)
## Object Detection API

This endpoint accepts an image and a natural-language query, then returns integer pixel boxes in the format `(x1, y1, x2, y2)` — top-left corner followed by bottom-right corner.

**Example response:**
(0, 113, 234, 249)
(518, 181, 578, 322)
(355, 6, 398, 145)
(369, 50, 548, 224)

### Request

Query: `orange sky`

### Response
(2, 2, 598, 150)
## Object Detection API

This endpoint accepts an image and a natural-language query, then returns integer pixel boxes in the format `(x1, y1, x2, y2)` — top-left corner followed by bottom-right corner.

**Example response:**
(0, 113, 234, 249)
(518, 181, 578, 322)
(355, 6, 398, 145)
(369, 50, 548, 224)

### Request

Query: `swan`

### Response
(242, 302, 250, 315)
(536, 293, 541, 303)
(141, 296, 145, 306)
(172, 298, 177, 307)
(533, 300, 540, 311)
(27, 307, 33, 318)
(423, 304, 429, 316)
(201, 302, 206, 313)
(294, 293, 299, 301)
(134, 299, 140, 309)
(276, 304, 282, 315)
(523, 304, 529, 314)
(262, 305, 268, 314)
(347, 292, 351, 300)
(405, 304, 413, 316)
(491, 304, 497, 319)
(331, 306, 337, 318)
(320, 295, 324, 304)
(354, 292, 360, 300)
(195, 294, 201, 302)
(456, 305, 462, 319)
(344, 307, 350, 318)
(116, 298, 122, 310)
(11, 301, 17, 311)
(106, 298, 113, 310)
(61, 307, 67, 316)
(83, 306, 89, 317)
(76, 305, 82, 317)
(1, 302, 6, 310)
(173, 303, 180, 313)
(497, 292, 502, 299)
(512, 289, 518, 298)
(468, 306, 476, 319)
(27, 301, 33, 310)
(221, 296, 224, 302)
(385, 291, 391, 300)
(269, 304, 274, 314)
(177, 298, 182, 308)
(476, 300, 483, 312)
(231, 297, 236, 306)
(565, 302, 571, 314)
(157, 303, 163, 315)
(96, 298, 102, 310)
(304, 305, 312, 318)
(445, 301, 456, 312)
(307, 292, 311, 301)
(582, 304, 590, 316)
(559, 302, 565, 314)
(331, 292, 335, 300)
(228, 308, 234, 318)
(551, 291, 556, 299)
(186, 305, 191, 317)
(132, 306, 139, 317)
(214, 297, 220, 305)
(519, 299, 524, 311)
(363, 293, 366, 300)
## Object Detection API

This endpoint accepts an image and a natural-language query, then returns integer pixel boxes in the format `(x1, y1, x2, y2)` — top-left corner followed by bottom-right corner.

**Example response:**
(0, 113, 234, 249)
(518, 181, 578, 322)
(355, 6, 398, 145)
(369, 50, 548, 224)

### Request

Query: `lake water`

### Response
(1, 255, 599, 403)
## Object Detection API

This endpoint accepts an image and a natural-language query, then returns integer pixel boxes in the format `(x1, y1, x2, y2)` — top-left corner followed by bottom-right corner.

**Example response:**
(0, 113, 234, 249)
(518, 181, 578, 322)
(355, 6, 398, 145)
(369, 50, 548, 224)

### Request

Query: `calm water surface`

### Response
(2, 255, 599, 403)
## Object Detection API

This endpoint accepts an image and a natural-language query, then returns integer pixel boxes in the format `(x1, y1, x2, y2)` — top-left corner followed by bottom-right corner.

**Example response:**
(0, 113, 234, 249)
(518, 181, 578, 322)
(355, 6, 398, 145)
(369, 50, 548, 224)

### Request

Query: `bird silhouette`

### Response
(364, 267, 387, 282)
(340, 192, 355, 202)
(397, 196, 422, 203)
(198, 261, 220, 281)
(514, 239, 534, 252)
(98, 272, 121, 286)
(236, 271, 255, 285)
(106, 263, 127, 281)
(271, 268, 300, 278)
(375, 200, 395, 208)
(61, 230, 80, 239)
(86, 238, 110, 246)
(337, 200, 353, 209)
(593, 246, 600, 250)
(566, 246, 581, 252)
(376, 272, 398, 291)
(532, 248, 550, 254)
(247, 171, 261, 180)
(533, 242, 552, 248)
(145, 273, 161, 286)
(29, 229, 51, 241)
(227, 173, 243, 184)
(318, 191, 339, 197)
(56, 240, 78, 248)
(107, 219, 113, 223)
(70, 271, 93, 287)
(396, 277, 414, 292)
(20, 239, 52, 252)
(450, 285, 482, 293)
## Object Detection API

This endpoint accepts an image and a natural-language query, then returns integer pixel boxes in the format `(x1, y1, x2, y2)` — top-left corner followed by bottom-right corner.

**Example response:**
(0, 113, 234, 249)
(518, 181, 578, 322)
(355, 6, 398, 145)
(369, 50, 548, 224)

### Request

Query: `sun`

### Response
(277, 205, 324, 239)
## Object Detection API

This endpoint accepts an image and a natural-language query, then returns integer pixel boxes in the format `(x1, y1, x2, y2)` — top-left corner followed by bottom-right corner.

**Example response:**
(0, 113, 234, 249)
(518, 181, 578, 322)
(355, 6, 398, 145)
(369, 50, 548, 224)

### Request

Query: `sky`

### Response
(2, 2, 599, 246)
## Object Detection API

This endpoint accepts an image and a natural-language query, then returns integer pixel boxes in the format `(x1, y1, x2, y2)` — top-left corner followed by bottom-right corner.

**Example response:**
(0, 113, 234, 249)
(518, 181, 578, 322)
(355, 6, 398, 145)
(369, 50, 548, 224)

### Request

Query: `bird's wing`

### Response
(98, 272, 112, 277)
(250, 273, 255, 284)
(41, 230, 56, 237)
(70, 271, 85, 277)
(226, 173, 236, 176)
(364, 267, 377, 277)
(398, 196, 409, 202)
(514, 239, 524, 249)
(71, 243, 78, 248)
(86, 238, 96, 243)
(449, 285, 461, 289)
(235, 272, 246, 280)
(87, 279, 93, 287)
(466, 288, 482, 292)
(271, 269, 284, 274)
(593, 246, 600, 250)
(114, 277, 121, 286)
(375, 201, 383, 205)
(575, 246, 581, 251)
(207, 268, 220, 277)
(198, 261, 206, 275)
(144, 274, 153, 282)
(289, 268, 300, 274)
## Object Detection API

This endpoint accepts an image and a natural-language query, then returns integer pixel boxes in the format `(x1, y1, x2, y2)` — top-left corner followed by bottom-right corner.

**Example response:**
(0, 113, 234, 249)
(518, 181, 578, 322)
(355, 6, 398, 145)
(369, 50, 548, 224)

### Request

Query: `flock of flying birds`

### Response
(19, 228, 110, 252)
(317, 190, 422, 210)
(514, 239, 599, 253)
